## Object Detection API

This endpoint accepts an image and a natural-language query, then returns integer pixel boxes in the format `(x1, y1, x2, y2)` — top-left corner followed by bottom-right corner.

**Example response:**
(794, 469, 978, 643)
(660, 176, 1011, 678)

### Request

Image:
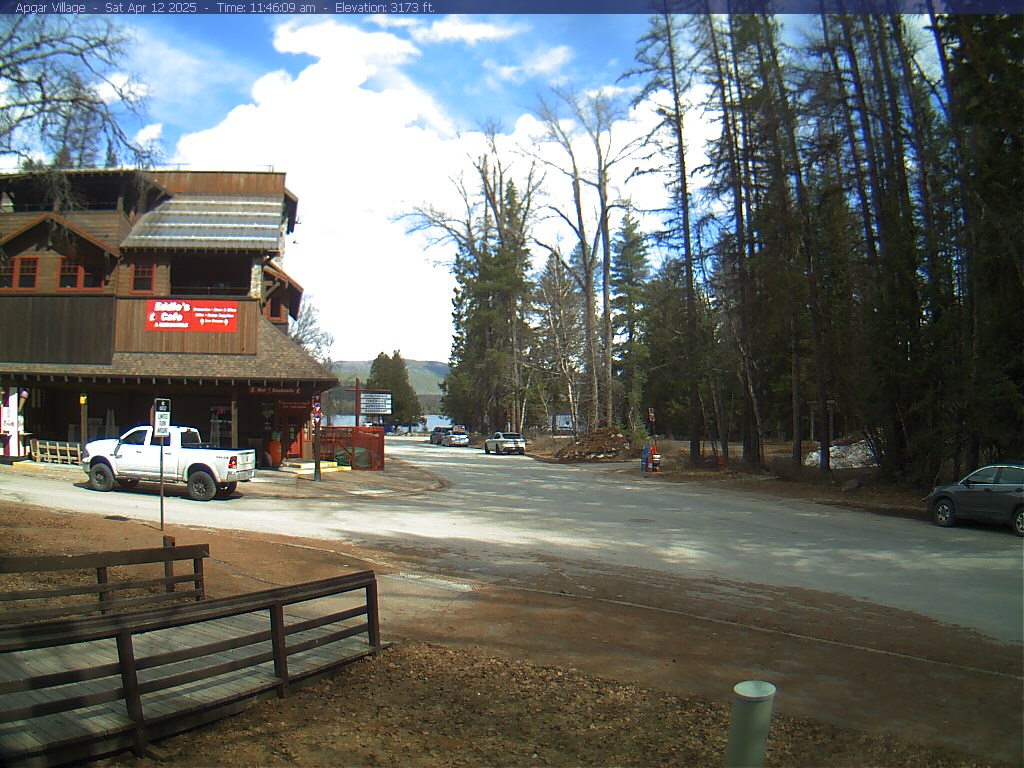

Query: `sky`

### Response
(115, 13, 691, 362)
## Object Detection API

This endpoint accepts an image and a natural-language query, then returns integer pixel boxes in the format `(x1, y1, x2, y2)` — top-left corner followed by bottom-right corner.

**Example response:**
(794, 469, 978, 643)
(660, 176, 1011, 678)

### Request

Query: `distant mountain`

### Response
(330, 360, 448, 396)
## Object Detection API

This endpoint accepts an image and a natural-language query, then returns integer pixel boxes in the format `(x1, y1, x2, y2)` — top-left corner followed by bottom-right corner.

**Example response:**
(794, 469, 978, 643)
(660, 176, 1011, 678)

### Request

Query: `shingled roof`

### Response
(2, 318, 337, 388)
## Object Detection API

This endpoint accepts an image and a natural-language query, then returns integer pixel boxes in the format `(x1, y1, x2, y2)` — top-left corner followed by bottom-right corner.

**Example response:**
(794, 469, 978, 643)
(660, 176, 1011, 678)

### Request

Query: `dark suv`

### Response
(929, 463, 1024, 536)
(430, 426, 453, 445)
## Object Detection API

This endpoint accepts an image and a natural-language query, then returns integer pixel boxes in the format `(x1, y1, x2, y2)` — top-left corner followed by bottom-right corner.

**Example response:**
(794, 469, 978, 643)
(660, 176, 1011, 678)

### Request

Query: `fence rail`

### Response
(0, 571, 383, 767)
(0, 543, 209, 625)
(29, 439, 81, 465)
(318, 426, 385, 470)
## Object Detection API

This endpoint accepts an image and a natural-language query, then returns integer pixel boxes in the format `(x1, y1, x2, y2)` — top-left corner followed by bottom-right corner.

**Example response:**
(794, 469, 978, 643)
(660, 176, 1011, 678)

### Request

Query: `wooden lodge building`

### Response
(0, 168, 337, 464)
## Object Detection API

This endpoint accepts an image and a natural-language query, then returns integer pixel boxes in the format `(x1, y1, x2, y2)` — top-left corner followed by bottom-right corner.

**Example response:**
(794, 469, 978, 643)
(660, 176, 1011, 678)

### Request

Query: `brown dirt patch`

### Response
(1, 498, 1020, 767)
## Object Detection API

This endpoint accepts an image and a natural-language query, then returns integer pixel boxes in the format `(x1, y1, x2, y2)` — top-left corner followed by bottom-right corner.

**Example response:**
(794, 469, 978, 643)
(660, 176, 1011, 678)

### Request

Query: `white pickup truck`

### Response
(81, 425, 257, 501)
(484, 432, 527, 455)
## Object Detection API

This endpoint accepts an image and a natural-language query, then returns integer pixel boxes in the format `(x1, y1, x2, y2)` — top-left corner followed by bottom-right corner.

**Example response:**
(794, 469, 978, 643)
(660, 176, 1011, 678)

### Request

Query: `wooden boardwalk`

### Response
(0, 574, 383, 767)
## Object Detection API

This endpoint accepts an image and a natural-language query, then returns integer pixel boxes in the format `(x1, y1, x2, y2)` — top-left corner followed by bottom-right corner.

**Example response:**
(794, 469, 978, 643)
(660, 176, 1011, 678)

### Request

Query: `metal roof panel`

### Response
(123, 194, 285, 252)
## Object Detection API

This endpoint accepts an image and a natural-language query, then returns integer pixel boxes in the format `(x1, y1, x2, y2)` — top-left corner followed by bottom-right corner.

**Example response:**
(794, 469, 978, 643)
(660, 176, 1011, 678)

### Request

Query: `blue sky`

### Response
(129, 15, 652, 146)
(113, 14, 684, 362)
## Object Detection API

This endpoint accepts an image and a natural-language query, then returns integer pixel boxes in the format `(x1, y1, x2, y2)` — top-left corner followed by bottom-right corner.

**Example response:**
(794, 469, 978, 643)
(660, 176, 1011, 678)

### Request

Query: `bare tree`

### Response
(0, 16, 152, 167)
(535, 250, 585, 437)
(406, 129, 542, 433)
(530, 88, 641, 430)
(290, 298, 334, 365)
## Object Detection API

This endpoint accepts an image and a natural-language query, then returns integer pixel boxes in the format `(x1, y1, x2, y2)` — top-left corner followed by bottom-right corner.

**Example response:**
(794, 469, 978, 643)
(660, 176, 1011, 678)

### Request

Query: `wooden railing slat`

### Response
(0, 554, 383, 767)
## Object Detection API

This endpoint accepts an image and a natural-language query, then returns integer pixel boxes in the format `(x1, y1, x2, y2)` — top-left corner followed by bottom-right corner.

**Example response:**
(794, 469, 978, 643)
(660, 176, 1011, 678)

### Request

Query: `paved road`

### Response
(1, 440, 1021, 643)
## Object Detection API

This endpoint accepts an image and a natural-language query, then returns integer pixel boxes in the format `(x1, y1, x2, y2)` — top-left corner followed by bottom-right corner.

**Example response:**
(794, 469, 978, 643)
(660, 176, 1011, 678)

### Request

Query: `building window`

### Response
(59, 256, 105, 290)
(131, 262, 155, 293)
(0, 257, 38, 290)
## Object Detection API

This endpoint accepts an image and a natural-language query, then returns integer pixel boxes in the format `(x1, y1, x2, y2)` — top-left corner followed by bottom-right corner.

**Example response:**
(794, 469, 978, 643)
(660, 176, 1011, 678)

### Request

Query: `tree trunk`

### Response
(660, 11, 702, 466)
(791, 315, 802, 466)
(759, 14, 830, 473)
(706, 14, 761, 467)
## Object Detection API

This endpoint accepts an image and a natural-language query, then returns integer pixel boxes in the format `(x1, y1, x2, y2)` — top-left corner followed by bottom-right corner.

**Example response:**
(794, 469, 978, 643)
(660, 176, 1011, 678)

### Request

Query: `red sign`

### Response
(146, 300, 238, 333)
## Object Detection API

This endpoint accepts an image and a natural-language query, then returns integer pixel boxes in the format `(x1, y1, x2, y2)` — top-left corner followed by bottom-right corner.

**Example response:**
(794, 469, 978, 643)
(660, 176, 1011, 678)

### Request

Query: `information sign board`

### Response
(360, 392, 392, 415)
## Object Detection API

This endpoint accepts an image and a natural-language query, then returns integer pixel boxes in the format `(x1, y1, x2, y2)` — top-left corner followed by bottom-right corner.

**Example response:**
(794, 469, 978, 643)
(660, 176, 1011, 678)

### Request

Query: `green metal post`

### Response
(724, 680, 776, 768)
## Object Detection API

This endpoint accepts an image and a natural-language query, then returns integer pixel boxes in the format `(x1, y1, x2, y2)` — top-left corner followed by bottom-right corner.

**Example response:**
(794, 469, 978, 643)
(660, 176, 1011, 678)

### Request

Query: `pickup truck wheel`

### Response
(187, 470, 217, 502)
(116, 478, 140, 490)
(215, 482, 238, 498)
(89, 463, 115, 492)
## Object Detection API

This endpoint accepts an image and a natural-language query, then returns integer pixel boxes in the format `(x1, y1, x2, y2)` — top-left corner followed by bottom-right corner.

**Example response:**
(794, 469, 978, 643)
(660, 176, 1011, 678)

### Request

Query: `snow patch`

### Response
(803, 440, 879, 469)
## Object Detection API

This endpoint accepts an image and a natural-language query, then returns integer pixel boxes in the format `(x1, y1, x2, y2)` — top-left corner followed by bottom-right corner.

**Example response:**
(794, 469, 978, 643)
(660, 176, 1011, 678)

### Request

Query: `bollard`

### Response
(724, 680, 776, 768)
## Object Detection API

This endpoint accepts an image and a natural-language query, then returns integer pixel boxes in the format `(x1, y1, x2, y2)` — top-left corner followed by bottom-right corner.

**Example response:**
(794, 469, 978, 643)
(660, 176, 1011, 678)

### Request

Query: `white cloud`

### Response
(95, 72, 149, 104)
(171, 19, 473, 361)
(125, 24, 267, 155)
(410, 16, 526, 46)
(365, 14, 420, 30)
(486, 44, 573, 87)
(524, 45, 573, 78)
(166, 18, 683, 362)
(486, 62, 522, 83)
(134, 123, 163, 148)
(129, 27, 256, 105)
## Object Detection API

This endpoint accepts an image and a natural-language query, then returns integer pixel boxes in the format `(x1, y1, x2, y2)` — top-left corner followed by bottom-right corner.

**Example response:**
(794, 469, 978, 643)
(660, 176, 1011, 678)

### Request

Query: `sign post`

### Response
(346, 381, 392, 426)
(312, 392, 322, 482)
(153, 398, 171, 531)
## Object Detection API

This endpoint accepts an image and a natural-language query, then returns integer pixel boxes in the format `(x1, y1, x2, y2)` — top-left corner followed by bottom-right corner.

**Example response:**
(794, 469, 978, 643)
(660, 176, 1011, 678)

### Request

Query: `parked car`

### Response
(430, 426, 452, 445)
(928, 463, 1024, 537)
(81, 425, 256, 501)
(484, 432, 526, 455)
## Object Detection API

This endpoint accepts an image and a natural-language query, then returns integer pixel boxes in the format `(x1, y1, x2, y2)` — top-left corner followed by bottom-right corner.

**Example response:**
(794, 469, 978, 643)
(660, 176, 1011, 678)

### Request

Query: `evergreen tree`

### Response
(937, 14, 1024, 471)
(641, 257, 690, 439)
(623, 9, 702, 460)
(410, 141, 539, 434)
(610, 213, 650, 432)
(367, 351, 421, 427)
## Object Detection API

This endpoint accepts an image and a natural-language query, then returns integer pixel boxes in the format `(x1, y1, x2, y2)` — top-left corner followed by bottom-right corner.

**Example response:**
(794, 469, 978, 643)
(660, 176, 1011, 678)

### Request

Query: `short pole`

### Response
(724, 680, 776, 768)
(313, 419, 322, 481)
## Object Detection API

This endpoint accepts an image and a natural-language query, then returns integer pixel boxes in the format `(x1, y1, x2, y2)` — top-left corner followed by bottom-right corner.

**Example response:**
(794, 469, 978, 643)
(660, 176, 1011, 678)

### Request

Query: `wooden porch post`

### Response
(79, 392, 88, 447)
(231, 390, 239, 449)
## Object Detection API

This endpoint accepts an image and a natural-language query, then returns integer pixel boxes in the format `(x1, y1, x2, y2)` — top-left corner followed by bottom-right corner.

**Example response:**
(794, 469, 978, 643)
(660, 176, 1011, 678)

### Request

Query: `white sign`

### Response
(1, 406, 15, 434)
(153, 398, 171, 437)
(360, 393, 392, 415)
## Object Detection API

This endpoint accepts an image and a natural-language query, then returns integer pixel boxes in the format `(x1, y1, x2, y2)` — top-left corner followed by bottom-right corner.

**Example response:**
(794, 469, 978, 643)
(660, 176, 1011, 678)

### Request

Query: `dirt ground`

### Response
(1, 453, 1021, 767)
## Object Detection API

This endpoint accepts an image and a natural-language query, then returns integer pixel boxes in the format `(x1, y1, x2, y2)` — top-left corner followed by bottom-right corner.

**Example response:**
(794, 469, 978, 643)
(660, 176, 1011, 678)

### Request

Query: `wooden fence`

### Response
(29, 439, 81, 466)
(0, 542, 208, 624)
(0, 571, 383, 767)
(318, 426, 385, 471)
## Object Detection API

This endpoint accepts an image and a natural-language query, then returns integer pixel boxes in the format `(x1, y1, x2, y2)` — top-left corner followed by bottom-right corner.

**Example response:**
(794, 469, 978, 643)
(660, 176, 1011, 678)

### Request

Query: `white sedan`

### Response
(442, 430, 470, 447)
